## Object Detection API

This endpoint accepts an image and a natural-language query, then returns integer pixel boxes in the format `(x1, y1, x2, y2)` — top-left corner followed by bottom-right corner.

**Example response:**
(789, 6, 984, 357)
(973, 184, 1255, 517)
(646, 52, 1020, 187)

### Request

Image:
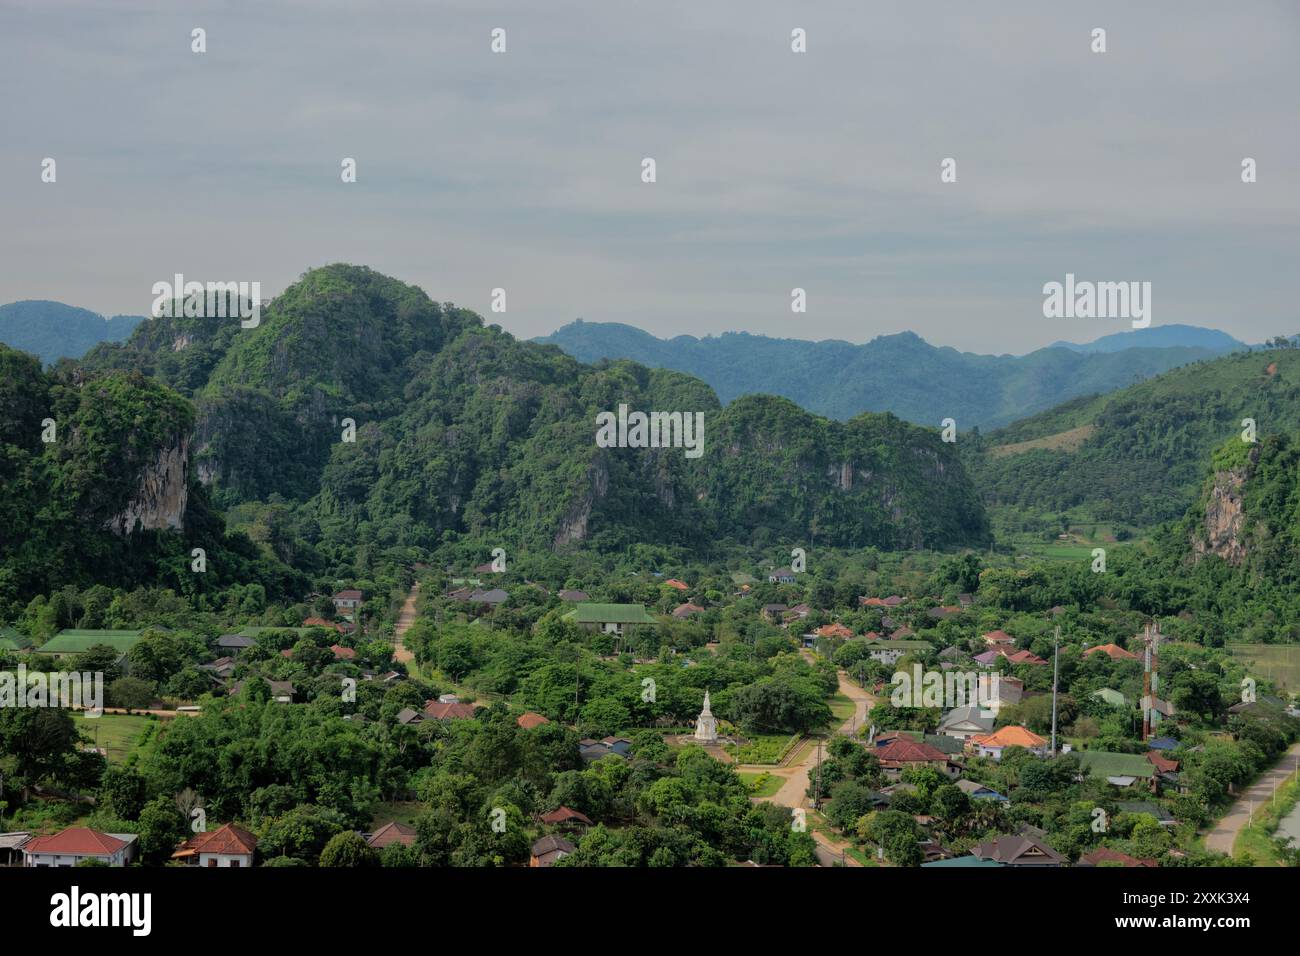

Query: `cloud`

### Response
(0, 0, 1296, 353)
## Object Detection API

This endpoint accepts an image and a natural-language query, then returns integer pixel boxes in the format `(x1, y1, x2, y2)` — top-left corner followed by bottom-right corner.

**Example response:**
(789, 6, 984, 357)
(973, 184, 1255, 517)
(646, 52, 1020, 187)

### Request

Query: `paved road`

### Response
(1204, 741, 1300, 856)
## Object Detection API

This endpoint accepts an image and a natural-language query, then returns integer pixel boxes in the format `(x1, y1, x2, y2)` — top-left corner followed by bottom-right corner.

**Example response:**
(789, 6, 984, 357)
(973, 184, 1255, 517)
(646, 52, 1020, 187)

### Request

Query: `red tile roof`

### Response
(876, 738, 949, 764)
(1079, 846, 1157, 867)
(179, 823, 258, 857)
(516, 711, 550, 730)
(25, 827, 127, 856)
(365, 821, 417, 849)
(664, 579, 689, 590)
(330, 644, 357, 659)
(1145, 751, 1179, 773)
(1085, 643, 1139, 661)
(539, 806, 594, 826)
(423, 700, 480, 720)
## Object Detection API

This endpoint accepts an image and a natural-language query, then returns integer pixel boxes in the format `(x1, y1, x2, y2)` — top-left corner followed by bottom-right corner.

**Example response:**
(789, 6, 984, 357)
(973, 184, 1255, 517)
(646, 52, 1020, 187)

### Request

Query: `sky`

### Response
(1, 0, 1297, 355)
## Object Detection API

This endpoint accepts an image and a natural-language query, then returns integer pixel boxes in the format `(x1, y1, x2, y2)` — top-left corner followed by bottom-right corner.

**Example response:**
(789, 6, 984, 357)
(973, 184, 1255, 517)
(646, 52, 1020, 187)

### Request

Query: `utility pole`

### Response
(1050, 626, 1060, 757)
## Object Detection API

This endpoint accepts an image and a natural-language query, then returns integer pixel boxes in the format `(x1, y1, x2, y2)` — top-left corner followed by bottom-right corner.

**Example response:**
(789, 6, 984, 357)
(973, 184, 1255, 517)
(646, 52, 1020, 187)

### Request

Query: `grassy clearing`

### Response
(738, 771, 784, 798)
(989, 424, 1096, 458)
(72, 713, 152, 762)
(727, 733, 802, 765)
(1229, 644, 1300, 695)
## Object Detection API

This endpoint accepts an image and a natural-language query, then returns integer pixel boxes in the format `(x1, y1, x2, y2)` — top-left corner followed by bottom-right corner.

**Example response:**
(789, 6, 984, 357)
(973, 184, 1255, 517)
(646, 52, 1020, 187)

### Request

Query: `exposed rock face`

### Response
(108, 436, 189, 535)
(554, 456, 609, 546)
(1192, 454, 1255, 565)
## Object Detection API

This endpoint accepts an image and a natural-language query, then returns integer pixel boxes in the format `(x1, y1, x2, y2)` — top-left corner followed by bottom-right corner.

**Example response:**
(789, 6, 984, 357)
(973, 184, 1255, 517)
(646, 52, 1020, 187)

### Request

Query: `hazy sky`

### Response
(2, 0, 1297, 354)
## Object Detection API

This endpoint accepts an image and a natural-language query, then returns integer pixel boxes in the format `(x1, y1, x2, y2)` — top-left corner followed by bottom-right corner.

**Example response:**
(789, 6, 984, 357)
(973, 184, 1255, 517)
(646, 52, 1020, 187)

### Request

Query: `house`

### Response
(395, 707, 426, 725)
(23, 827, 138, 867)
(423, 700, 480, 720)
(0, 832, 30, 866)
(332, 589, 364, 615)
(761, 604, 788, 622)
(982, 630, 1015, 646)
(33, 630, 143, 661)
(768, 567, 798, 584)
(1146, 736, 1180, 752)
(563, 603, 657, 638)
(1075, 751, 1157, 788)
(216, 634, 258, 654)
(578, 739, 626, 762)
(937, 705, 995, 741)
(201, 656, 239, 680)
(468, 588, 509, 606)
(171, 823, 258, 867)
(0, 627, 30, 652)
(785, 604, 813, 622)
(516, 711, 550, 730)
(814, 622, 853, 639)
(890, 626, 916, 640)
(864, 638, 931, 666)
(664, 579, 689, 591)
(875, 738, 960, 778)
(1005, 649, 1047, 666)
(1116, 801, 1177, 827)
(956, 593, 974, 607)
(1085, 643, 1139, 661)
(304, 616, 338, 629)
(673, 602, 706, 619)
(969, 725, 1048, 760)
(970, 831, 1065, 867)
(1092, 688, 1130, 709)
(365, 821, 417, 850)
(1145, 751, 1179, 774)
(230, 677, 296, 703)
(1078, 847, 1157, 867)
(557, 589, 590, 603)
(927, 606, 962, 621)
(955, 779, 1008, 801)
(922, 855, 1004, 868)
(990, 676, 1023, 709)
(530, 835, 576, 867)
(329, 644, 357, 660)
(602, 736, 634, 756)
(539, 806, 594, 828)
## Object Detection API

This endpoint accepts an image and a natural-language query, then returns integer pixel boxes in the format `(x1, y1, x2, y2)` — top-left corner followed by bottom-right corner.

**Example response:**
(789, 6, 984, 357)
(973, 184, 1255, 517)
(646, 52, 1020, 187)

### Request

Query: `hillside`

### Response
(534, 320, 1237, 430)
(966, 348, 1300, 538)
(0, 300, 144, 364)
(0, 346, 298, 613)
(1049, 324, 1244, 354)
(79, 265, 991, 566)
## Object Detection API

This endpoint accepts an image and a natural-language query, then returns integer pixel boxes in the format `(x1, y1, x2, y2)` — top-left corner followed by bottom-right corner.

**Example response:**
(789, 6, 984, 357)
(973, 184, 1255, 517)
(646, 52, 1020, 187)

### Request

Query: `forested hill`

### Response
(0, 300, 144, 364)
(534, 320, 1238, 429)
(74, 264, 990, 571)
(964, 347, 1300, 536)
(0, 346, 300, 610)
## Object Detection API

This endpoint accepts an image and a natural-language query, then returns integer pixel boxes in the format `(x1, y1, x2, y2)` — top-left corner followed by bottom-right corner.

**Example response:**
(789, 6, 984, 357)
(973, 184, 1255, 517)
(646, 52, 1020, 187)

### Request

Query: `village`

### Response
(2, 553, 1296, 869)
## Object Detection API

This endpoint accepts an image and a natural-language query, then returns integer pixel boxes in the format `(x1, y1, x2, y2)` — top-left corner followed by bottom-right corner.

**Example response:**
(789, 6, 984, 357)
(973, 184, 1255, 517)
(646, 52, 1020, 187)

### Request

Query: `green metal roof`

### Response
(564, 604, 657, 625)
(1076, 751, 1155, 779)
(0, 627, 31, 651)
(238, 626, 316, 637)
(922, 856, 1004, 867)
(1091, 688, 1130, 708)
(37, 629, 144, 654)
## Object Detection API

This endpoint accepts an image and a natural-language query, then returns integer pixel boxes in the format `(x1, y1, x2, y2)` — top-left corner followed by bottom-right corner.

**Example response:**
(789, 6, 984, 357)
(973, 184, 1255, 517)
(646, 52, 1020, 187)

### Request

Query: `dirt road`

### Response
(392, 581, 419, 664)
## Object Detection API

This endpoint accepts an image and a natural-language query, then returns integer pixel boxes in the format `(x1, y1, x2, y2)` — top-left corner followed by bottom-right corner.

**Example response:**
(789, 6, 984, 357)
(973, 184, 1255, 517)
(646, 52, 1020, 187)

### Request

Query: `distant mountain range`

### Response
(534, 321, 1246, 430)
(1048, 324, 1245, 354)
(0, 300, 145, 363)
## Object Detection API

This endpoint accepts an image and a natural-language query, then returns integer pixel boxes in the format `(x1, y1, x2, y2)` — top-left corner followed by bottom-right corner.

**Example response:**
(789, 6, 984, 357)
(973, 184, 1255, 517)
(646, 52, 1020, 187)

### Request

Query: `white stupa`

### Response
(694, 689, 718, 744)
